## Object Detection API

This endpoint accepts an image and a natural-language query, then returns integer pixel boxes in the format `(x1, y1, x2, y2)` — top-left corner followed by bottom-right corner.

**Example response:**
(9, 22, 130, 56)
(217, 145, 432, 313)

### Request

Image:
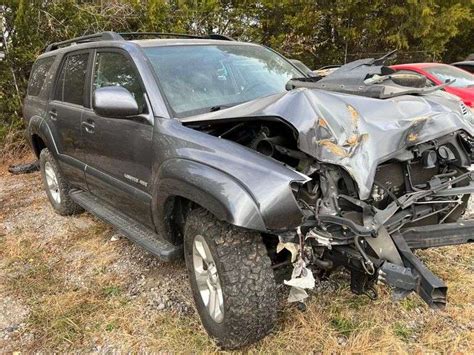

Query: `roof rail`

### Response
(119, 32, 234, 41)
(119, 32, 203, 39)
(43, 31, 235, 52)
(44, 31, 123, 52)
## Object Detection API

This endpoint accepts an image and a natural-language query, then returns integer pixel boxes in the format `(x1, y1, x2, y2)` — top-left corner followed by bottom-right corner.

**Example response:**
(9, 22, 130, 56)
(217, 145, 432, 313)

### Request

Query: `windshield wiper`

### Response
(209, 104, 237, 112)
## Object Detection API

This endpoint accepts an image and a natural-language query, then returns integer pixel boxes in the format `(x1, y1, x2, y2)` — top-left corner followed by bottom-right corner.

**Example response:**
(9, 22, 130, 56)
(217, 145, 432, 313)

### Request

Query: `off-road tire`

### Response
(184, 208, 277, 349)
(39, 148, 83, 216)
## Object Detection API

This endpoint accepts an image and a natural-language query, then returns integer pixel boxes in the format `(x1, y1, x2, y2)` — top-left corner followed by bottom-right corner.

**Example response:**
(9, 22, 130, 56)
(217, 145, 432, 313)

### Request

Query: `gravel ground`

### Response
(0, 161, 195, 349)
(0, 157, 472, 351)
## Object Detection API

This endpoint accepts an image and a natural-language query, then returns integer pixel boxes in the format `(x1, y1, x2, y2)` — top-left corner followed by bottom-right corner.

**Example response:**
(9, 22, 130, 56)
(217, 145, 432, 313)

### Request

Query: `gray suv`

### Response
(24, 32, 474, 348)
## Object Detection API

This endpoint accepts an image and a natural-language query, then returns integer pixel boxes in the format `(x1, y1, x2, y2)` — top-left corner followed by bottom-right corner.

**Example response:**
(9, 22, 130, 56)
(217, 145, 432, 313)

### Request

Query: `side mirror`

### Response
(93, 86, 139, 118)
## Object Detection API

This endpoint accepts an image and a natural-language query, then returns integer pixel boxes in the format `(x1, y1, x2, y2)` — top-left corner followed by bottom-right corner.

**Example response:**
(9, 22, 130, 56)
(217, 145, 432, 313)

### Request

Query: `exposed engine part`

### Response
(195, 119, 319, 173)
(289, 132, 472, 307)
(249, 125, 308, 162)
(437, 145, 456, 161)
(307, 229, 333, 249)
(422, 150, 437, 168)
(370, 184, 386, 202)
(250, 126, 287, 157)
(312, 257, 333, 270)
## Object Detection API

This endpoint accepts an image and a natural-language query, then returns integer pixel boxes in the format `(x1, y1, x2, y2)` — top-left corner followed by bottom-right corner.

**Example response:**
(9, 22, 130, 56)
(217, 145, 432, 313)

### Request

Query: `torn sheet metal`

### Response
(283, 258, 315, 303)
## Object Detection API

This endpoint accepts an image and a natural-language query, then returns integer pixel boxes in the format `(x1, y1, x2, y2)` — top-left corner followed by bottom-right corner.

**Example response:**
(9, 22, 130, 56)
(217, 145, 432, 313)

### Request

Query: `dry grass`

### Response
(0, 128, 29, 165)
(0, 153, 473, 352)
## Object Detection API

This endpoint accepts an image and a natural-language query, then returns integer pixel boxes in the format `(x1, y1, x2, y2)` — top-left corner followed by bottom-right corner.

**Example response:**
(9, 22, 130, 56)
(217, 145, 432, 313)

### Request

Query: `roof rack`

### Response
(44, 31, 122, 52)
(118, 32, 234, 41)
(44, 31, 234, 52)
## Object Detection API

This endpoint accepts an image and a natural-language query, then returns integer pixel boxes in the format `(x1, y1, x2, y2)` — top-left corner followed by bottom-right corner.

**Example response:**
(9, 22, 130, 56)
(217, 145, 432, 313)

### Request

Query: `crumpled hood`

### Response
(182, 88, 474, 199)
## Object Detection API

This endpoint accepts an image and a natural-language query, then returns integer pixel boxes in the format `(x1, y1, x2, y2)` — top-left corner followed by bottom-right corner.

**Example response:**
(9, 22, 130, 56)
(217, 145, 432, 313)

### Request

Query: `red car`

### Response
(391, 63, 474, 108)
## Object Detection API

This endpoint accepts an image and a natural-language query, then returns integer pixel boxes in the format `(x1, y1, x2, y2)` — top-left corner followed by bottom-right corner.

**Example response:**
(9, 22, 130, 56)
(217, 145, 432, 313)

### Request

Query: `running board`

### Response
(70, 190, 182, 261)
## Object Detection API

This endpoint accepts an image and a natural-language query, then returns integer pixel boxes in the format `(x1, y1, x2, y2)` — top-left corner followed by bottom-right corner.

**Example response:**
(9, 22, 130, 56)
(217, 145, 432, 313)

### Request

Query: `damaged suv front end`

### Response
(28, 34, 473, 348)
(177, 52, 473, 309)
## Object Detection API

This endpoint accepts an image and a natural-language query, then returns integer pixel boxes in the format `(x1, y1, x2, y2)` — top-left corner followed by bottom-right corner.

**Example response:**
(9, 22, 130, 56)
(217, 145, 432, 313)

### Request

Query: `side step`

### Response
(70, 190, 182, 261)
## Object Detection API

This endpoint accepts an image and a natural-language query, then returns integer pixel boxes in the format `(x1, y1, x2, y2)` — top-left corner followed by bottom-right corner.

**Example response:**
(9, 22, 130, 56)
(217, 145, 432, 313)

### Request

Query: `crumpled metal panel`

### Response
(183, 89, 473, 200)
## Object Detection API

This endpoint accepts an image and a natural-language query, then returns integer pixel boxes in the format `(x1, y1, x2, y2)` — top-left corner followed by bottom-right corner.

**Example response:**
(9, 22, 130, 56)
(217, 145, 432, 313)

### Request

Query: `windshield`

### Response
(425, 65, 474, 88)
(143, 44, 302, 117)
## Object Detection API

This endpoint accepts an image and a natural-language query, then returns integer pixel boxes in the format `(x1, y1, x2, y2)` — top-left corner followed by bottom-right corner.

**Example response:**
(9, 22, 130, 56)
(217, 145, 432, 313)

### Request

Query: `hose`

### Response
(354, 235, 375, 275)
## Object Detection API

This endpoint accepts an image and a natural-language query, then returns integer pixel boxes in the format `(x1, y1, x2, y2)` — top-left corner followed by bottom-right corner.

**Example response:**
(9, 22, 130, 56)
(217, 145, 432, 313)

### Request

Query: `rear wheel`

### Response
(184, 208, 277, 349)
(39, 148, 83, 216)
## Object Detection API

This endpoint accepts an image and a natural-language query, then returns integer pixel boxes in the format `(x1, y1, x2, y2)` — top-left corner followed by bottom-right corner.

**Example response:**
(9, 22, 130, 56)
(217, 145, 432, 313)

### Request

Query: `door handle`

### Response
(49, 109, 57, 121)
(81, 120, 95, 134)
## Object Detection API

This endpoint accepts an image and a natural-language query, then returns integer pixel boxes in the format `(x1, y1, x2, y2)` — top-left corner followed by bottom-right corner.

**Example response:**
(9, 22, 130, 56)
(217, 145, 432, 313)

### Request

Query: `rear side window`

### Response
(27, 57, 55, 96)
(54, 53, 89, 105)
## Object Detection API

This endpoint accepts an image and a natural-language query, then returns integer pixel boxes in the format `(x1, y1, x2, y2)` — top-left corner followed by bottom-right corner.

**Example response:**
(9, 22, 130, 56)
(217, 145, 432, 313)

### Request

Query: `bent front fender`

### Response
(151, 158, 307, 236)
(152, 159, 266, 233)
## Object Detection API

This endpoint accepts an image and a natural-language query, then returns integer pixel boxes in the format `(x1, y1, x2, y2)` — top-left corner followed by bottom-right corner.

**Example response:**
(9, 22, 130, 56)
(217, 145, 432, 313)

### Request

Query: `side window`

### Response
(54, 53, 89, 105)
(27, 57, 55, 96)
(93, 52, 146, 113)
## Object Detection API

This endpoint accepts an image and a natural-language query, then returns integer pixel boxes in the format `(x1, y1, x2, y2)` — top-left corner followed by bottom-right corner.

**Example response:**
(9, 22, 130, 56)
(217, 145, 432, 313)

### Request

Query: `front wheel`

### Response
(184, 208, 277, 349)
(39, 148, 83, 216)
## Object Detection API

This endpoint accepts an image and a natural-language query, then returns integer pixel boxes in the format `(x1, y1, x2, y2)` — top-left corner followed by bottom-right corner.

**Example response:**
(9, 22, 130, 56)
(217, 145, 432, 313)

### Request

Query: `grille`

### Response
(460, 102, 469, 116)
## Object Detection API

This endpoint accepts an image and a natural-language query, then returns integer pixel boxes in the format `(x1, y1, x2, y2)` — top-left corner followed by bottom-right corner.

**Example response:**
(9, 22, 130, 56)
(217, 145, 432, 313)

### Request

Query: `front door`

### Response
(82, 49, 154, 227)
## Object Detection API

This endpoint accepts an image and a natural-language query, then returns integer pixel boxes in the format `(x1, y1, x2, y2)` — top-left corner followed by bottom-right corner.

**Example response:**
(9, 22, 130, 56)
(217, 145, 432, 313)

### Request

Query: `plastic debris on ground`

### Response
(283, 258, 315, 303)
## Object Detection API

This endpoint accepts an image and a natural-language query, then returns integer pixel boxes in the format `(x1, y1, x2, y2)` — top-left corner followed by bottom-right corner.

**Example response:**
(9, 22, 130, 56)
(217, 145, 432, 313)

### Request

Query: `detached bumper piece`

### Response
(402, 220, 474, 249)
(379, 220, 473, 309)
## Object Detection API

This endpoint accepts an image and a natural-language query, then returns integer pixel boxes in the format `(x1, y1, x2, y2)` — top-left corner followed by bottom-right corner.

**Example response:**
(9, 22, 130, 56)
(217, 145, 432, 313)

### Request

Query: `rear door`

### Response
(48, 50, 91, 188)
(82, 49, 154, 227)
